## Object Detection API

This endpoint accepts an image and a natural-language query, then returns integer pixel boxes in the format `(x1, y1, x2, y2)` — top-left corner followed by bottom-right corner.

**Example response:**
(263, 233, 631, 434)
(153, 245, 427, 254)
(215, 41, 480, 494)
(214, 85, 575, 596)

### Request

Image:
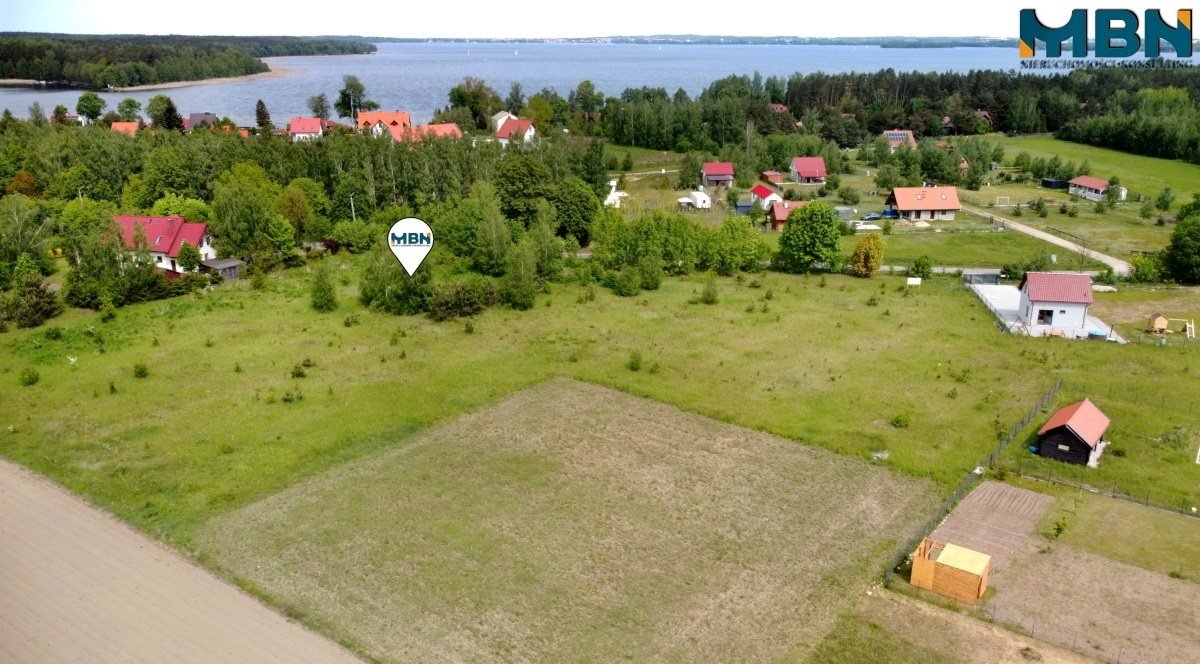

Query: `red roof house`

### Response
(496, 117, 536, 145)
(388, 123, 463, 142)
(767, 200, 808, 231)
(358, 110, 412, 135)
(288, 117, 324, 142)
(701, 162, 734, 187)
(112, 215, 216, 275)
(1018, 272, 1094, 333)
(789, 156, 828, 183)
(749, 183, 782, 209)
(1068, 175, 1126, 202)
(769, 103, 789, 114)
(1036, 399, 1110, 465)
(885, 186, 961, 220)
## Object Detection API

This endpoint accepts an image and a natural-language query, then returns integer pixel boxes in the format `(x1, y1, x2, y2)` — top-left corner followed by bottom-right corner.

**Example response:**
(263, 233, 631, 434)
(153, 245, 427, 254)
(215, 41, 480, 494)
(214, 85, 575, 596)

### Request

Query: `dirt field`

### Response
(0, 459, 360, 664)
(199, 378, 938, 663)
(989, 544, 1200, 664)
(929, 481, 1053, 574)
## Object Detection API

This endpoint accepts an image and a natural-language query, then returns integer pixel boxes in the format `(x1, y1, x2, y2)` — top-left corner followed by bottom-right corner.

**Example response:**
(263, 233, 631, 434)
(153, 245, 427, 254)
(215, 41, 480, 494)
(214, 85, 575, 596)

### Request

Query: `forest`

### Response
(0, 34, 376, 89)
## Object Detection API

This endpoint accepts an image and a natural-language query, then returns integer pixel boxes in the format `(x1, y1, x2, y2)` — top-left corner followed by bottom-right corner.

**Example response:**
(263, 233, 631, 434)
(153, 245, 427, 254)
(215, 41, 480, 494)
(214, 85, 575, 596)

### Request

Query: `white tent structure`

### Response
(604, 179, 629, 208)
(677, 189, 711, 210)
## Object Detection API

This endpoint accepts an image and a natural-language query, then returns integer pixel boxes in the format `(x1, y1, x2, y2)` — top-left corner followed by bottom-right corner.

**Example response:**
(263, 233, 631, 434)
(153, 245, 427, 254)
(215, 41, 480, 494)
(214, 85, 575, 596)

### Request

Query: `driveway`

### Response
(962, 205, 1132, 277)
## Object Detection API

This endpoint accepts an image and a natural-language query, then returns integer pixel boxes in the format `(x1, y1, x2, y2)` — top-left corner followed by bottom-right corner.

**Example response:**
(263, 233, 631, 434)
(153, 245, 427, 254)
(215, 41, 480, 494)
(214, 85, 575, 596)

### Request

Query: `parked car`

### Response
(861, 213, 882, 221)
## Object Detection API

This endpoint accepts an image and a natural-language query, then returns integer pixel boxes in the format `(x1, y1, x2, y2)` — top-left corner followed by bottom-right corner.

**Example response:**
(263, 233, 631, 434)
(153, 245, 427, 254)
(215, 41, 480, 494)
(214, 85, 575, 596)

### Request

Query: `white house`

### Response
(677, 189, 711, 211)
(749, 183, 782, 209)
(789, 156, 828, 184)
(287, 117, 323, 142)
(491, 110, 517, 131)
(1019, 272, 1093, 335)
(112, 215, 216, 276)
(1068, 175, 1127, 202)
(885, 186, 961, 221)
(496, 117, 536, 146)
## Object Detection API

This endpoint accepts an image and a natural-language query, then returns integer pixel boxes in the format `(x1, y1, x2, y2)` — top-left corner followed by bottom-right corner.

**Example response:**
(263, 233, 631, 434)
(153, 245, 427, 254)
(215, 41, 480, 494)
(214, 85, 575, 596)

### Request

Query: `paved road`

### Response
(962, 205, 1131, 276)
(0, 459, 362, 664)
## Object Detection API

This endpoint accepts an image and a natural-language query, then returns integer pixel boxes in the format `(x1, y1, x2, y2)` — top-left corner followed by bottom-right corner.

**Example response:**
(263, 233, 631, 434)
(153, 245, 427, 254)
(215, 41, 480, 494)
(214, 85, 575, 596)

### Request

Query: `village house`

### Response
(1018, 271, 1092, 334)
(885, 186, 961, 221)
(288, 117, 325, 142)
(357, 110, 412, 136)
(1068, 175, 1127, 202)
(761, 170, 783, 184)
(110, 121, 139, 136)
(767, 200, 808, 231)
(701, 162, 734, 188)
(491, 110, 517, 131)
(1036, 398, 1110, 466)
(769, 103, 789, 114)
(882, 129, 917, 152)
(496, 117, 536, 146)
(112, 215, 216, 277)
(385, 123, 463, 142)
(789, 156, 827, 184)
(188, 112, 219, 130)
(749, 183, 782, 209)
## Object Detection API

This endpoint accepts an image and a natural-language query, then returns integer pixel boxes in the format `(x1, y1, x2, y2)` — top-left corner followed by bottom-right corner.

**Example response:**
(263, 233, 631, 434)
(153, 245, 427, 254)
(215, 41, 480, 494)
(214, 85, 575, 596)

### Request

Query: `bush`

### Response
(343, 314, 360, 327)
(310, 263, 338, 312)
(626, 350, 643, 372)
(699, 273, 719, 304)
(427, 277, 498, 321)
(637, 252, 663, 290)
(249, 270, 268, 290)
(132, 363, 149, 378)
(1129, 253, 1165, 283)
(605, 269, 642, 297)
(330, 221, 383, 253)
(290, 364, 307, 379)
(837, 186, 860, 205)
(909, 254, 934, 279)
(890, 413, 911, 428)
(43, 327, 63, 340)
(848, 234, 884, 278)
(19, 367, 39, 386)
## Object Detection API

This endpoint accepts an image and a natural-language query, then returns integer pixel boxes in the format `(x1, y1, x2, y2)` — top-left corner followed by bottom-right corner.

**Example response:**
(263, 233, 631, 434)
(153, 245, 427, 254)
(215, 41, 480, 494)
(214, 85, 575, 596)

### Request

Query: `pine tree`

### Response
(310, 262, 337, 312)
(255, 99, 271, 130)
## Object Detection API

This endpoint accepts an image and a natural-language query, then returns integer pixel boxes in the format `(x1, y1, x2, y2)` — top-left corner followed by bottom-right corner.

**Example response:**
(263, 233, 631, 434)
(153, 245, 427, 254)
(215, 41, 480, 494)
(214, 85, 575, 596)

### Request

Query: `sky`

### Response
(3, 1, 1181, 39)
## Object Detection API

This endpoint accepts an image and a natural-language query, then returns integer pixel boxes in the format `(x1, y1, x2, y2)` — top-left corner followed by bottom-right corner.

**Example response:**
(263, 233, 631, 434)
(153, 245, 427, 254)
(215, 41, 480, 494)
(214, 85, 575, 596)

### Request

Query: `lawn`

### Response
(839, 229, 1100, 270)
(2, 261, 1198, 549)
(199, 379, 938, 662)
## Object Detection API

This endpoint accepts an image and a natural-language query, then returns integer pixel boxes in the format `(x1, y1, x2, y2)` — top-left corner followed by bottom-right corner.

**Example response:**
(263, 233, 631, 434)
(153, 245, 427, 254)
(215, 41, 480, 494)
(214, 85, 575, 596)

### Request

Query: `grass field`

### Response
(199, 379, 938, 662)
(2, 262, 1198, 547)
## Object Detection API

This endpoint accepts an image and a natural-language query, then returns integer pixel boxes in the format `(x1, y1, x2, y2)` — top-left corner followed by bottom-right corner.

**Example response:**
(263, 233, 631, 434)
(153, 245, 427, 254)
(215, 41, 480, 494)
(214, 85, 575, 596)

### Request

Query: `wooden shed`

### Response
(1147, 312, 1169, 333)
(1037, 398, 1110, 466)
(911, 538, 990, 604)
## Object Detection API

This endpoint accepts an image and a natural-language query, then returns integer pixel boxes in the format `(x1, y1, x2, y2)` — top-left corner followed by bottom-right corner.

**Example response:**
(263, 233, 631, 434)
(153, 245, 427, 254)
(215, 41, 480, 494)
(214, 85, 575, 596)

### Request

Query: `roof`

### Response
(769, 103, 788, 113)
(1038, 398, 1110, 448)
(201, 258, 244, 270)
(750, 184, 776, 199)
(112, 215, 207, 259)
(110, 121, 138, 136)
(761, 170, 781, 177)
(496, 117, 535, 140)
(288, 117, 323, 135)
(702, 162, 734, 176)
(790, 156, 828, 178)
(769, 200, 808, 221)
(388, 123, 463, 141)
(937, 542, 991, 576)
(1069, 175, 1110, 191)
(887, 186, 961, 211)
(357, 110, 411, 130)
(883, 129, 917, 148)
(1019, 272, 1094, 304)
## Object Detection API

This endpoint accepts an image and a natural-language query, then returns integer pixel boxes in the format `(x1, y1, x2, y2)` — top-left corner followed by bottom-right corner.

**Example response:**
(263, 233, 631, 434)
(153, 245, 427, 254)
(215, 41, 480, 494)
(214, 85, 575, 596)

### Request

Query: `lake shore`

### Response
(0, 60, 303, 93)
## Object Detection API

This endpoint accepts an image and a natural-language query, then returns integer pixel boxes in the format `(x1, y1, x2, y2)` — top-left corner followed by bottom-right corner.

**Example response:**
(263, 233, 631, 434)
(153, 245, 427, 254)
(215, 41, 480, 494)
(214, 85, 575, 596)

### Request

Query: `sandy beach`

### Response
(0, 60, 302, 93)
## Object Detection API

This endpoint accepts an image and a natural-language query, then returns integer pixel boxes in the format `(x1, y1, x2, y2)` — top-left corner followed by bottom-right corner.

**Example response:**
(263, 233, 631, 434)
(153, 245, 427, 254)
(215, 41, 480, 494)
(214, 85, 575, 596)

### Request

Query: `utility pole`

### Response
(350, 194, 356, 224)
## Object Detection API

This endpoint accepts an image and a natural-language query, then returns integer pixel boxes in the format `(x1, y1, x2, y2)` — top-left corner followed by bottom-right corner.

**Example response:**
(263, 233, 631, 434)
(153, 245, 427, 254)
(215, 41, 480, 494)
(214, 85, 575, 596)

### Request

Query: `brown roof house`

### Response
(1037, 398, 1110, 466)
(882, 129, 917, 152)
(885, 186, 961, 221)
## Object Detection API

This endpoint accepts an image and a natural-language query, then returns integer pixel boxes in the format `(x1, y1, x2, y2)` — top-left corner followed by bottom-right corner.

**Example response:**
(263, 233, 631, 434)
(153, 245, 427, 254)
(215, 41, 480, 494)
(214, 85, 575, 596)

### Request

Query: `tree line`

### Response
(0, 34, 375, 89)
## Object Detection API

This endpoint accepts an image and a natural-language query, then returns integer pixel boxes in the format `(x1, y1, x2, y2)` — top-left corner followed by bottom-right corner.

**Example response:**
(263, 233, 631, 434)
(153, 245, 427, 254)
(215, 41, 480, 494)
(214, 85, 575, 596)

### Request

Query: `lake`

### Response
(0, 42, 1023, 127)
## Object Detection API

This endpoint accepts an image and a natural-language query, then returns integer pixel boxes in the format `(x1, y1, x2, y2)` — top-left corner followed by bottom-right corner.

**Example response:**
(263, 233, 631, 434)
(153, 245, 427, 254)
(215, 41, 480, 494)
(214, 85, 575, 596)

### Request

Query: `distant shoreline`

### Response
(0, 59, 303, 93)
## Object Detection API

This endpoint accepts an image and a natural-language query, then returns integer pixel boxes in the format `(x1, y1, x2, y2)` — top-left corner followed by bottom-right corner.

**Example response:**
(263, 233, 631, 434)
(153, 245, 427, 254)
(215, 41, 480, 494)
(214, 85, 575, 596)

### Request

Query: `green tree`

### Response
(472, 203, 512, 276)
(151, 194, 211, 222)
(909, 254, 934, 279)
(530, 215, 564, 281)
(447, 77, 501, 130)
(0, 195, 51, 289)
(774, 202, 843, 273)
(504, 82, 525, 114)
(177, 241, 201, 272)
(578, 139, 608, 197)
(146, 95, 183, 130)
(1155, 188, 1175, 212)
(837, 186, 861, 205)
(334, 75, 377, 122)
(360, 242, 431, 315)
(2, 271, 63, 328)
(677, 153, 701, 189)
(28, 102, 47, 127)
(310, 261, 337, 312)
(1104, 176, 1123, 206)
(275, 186, 314, 241)
(848, 233, 884, 277)
(211, 166, 278, 257)
(307, 93, 331, 121)
(547, 177, 599, 245)
(874, 164, 901, 191)
(502, 236, 539, 310)
(117, 98, 142, 122)
(51, 105, 69, 124)
(255, 99, 271, 131)
(705, 216, 770, 274)
(1163, 214, 1200, 284)
(622, 152, 634, 171)
(495, 154, 552, 227)
(75, 92, 106, 123)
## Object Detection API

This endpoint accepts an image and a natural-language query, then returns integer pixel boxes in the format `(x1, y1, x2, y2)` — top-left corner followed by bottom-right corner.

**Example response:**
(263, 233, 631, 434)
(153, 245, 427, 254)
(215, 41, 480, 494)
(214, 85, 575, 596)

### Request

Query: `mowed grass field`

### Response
(199, 379, 938, 662)
(1, 263, 1198, 546)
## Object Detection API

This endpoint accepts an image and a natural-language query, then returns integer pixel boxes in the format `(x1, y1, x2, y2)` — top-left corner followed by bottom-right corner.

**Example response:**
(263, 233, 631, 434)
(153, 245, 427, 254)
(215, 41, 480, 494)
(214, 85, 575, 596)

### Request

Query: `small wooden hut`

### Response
(911, 538, 990, 604)
(1147, 313, 1169, 333)
(1037, 398, 1110, 465)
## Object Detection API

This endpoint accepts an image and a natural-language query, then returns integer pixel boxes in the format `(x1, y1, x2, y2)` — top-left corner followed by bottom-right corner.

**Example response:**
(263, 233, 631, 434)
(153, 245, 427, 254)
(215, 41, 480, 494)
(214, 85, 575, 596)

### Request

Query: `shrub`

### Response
(626, 350, 643, 372)
(890, 413, 911, 428)
(19, 367, 39, 386)
(866, 294, 879, 307)
(43, 327, 63, 340)
(428, 277, 498, 321)
(605, 269, 641, 297)
(848, 234, 884, 278)
(464, 320, 475, 334)
(290, 364, 307, 378)
(637, 252, 663, 290)
(249, 270, 268, 290)
(343, 314, 360, 327)
(909, 254, 934, 279)
(310, 262, 338, 312)
(133, 363, 149, 378)
(699, 273, 719, 304)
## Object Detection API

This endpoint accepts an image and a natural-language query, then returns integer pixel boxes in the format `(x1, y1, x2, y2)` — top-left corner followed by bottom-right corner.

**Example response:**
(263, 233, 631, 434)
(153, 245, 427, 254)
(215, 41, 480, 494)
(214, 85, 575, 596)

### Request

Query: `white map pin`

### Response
(387, 217, 434, 276)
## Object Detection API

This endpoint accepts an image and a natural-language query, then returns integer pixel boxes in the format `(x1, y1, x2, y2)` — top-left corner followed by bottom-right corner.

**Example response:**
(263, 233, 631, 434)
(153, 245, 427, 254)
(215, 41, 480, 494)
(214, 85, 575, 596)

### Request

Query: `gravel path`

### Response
(0, 459, 361, 664)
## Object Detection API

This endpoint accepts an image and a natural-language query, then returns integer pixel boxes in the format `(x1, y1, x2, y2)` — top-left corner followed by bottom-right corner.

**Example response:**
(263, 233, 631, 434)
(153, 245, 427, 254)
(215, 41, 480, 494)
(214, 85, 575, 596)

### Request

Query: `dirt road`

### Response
(962, 205, 1131, 276)
(0, 459, 361, 664)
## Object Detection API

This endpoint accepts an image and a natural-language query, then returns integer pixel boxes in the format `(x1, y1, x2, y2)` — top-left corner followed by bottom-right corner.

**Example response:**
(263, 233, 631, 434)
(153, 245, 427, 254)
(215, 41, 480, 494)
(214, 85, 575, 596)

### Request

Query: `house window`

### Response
(1059, 310, 1066, 314)
(1037, 309, 1054, 325)
(1057, 444, 1071, 452)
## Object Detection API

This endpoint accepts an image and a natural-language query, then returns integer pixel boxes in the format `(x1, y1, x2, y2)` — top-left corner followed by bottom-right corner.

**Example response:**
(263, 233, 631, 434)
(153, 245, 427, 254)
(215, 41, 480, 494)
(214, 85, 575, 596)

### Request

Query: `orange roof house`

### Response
(358, 110, 412, 135)
(1037, 399, 1110, 465)
(767, 200, 808, 231)
(386, 123, 463, 142)
(110, 121, 139, 136)
(882, 129, 917, 152)
(885, 186, 961, 221)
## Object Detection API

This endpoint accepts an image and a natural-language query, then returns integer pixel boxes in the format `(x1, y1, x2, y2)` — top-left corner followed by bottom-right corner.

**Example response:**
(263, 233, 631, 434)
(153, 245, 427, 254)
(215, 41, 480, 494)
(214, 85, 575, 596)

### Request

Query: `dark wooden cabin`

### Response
(1037, 399, 1110, 465)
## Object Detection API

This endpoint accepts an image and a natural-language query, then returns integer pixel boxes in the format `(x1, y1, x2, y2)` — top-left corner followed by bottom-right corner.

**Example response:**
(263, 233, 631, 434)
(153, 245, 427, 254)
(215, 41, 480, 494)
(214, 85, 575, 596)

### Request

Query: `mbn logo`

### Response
(1019, 9, 1193, 58)
(390, 232, 432, 246)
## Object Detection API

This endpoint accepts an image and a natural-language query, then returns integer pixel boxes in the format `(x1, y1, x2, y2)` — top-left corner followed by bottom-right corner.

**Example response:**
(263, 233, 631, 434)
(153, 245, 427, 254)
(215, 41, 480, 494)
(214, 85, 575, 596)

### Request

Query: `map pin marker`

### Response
(387, 217, 434, 276)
